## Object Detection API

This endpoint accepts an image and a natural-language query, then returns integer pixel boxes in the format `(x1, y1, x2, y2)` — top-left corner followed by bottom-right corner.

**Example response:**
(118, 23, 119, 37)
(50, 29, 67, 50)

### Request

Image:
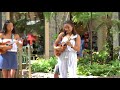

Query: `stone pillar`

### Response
(97, 26, 107, 51)
(96, 15, 108, 51)
(45, 18, 49, 59)
(5, 12, 10, 20)
(112, 12, 119, 49)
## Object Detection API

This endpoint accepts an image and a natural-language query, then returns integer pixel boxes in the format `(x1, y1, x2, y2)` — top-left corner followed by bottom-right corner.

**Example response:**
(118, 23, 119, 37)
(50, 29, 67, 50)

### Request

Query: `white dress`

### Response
(58, 34, 78, 78)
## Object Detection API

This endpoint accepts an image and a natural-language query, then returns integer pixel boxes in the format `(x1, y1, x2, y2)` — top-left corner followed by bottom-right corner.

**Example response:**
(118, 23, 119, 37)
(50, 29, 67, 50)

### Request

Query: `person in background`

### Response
(77, 35, 84, 60)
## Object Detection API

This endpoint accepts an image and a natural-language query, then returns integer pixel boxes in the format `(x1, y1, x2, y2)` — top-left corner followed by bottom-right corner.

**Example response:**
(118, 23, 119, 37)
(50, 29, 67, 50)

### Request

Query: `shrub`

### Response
(77, 60, 120, 77)
(31, 57, 57, 73)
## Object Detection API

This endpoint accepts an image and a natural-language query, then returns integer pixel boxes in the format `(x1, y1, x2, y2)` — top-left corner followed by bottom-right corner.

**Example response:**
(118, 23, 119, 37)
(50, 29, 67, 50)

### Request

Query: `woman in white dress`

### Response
(54, 20, 81, 78)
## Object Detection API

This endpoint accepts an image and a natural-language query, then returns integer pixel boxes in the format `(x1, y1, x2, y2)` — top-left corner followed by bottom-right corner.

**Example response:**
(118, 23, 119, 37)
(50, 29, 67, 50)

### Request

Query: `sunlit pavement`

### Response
(31, 72, 103, 78)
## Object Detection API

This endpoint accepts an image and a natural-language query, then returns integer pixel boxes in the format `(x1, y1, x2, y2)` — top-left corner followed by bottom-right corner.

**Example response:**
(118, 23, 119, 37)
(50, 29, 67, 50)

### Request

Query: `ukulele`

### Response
(0, 39, 23, 54)
(54, 35, 77, 57)
(54, 43, 67, 56)
(0, 41, 13, 54)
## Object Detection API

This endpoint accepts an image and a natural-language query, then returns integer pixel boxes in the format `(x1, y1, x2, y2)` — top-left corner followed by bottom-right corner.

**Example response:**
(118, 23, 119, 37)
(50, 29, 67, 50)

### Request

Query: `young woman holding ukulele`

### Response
(0, 20, 23, 78)
(54, 20, 80, 78)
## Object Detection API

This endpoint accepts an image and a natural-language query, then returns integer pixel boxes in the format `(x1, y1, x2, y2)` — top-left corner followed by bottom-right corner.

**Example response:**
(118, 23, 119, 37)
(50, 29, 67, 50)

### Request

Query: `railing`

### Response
(17, 44, 32, 78)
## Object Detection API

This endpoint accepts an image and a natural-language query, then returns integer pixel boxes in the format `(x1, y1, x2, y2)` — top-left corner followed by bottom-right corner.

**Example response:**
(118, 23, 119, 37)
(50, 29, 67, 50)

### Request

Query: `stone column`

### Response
(97, 26, 107, 51)
(112, 12, 119, 49)
(5, 12, 10, 20)
(96, 15, 108, 51)
(45, 18, 50, 59)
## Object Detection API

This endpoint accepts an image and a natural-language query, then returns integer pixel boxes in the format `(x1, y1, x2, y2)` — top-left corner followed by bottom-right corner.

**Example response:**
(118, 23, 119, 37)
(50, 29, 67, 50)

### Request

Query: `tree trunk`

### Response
(106, 28, 113, 62)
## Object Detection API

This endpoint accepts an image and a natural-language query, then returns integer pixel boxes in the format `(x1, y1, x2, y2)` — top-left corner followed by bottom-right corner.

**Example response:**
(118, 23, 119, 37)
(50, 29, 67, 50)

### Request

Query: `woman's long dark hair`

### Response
(2, 20, 16, 34)
(63, 20, 77, 36)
